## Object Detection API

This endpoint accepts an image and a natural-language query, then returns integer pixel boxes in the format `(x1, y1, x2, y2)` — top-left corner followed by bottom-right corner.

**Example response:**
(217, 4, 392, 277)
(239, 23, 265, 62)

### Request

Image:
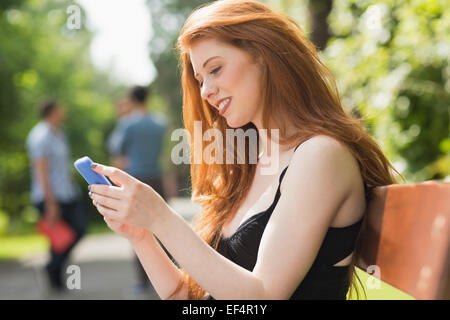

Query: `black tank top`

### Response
(206, 144, 365, 300)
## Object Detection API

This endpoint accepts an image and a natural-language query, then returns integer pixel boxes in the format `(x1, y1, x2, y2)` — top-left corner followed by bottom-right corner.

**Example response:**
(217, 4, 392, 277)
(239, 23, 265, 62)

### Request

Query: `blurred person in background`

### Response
(25, 99, 87, 292)
(112, 86, 175, 297)
(107, 97, 133, 170)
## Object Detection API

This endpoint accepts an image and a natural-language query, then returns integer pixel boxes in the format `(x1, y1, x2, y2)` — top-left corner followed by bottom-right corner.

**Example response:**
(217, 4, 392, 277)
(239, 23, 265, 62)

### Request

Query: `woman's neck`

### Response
(255, 123, 296, 158)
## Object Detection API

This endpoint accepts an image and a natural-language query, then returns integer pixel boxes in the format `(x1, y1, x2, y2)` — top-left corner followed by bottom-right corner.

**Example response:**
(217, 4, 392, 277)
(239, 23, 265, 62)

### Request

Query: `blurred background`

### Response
(0, 0, 448, 300)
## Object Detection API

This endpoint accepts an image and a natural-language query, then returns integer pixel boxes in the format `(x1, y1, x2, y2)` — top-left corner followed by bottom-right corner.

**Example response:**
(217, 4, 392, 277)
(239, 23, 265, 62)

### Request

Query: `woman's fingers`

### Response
(90, 163, 133, 186)
(90, 192, 122, 211)
(89, 184, 123, 199)
(109, 176, 122, 187)
(104, 216, 121, 229)
(95, 202, 119, 220)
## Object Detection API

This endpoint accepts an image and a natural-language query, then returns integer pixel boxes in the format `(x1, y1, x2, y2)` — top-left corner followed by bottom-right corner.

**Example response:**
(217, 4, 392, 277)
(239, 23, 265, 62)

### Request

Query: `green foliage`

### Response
(268, 0, 449, 182)
(322, 0, 449, 181)
(0, 0, 123, 231)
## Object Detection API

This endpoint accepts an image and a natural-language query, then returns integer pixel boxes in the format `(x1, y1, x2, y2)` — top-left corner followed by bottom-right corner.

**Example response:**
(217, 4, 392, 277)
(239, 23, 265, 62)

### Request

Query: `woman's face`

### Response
(189, 38, 263, 128)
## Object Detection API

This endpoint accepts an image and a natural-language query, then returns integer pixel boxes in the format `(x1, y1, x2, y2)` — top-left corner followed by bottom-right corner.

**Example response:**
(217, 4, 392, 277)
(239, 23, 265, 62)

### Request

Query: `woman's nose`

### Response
(201, 80, 218, 101)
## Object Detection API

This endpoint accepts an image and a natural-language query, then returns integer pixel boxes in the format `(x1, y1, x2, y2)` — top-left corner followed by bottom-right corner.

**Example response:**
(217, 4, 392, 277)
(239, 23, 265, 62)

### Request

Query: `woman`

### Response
(88, 0, 399, 300)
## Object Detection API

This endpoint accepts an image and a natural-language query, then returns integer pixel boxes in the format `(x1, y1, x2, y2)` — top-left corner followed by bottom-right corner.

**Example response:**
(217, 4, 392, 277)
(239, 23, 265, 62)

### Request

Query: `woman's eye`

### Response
(199, 67, 221, 87)
(210, 66, 221, 75)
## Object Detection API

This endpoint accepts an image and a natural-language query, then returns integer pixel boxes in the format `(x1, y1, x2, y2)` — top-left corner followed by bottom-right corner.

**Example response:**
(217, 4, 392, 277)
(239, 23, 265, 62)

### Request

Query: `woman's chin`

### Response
(225, 115, 250, 129)
(226, 119, 244, 129)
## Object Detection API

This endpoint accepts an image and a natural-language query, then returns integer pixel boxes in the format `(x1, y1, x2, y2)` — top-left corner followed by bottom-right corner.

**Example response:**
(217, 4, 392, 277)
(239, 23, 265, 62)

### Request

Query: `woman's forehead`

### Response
(189, 38, 251, 75)
(189, 38, 228, 60)
(189, 39, 230, 74)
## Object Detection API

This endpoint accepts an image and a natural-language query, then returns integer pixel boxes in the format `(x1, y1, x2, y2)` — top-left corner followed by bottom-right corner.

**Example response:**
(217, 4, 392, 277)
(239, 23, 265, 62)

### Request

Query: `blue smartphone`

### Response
(74, 156, 112, 186)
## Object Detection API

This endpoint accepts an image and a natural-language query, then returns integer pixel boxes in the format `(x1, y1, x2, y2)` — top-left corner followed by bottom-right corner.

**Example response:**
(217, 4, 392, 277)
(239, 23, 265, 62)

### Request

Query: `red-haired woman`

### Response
(88, 0, 399, 300)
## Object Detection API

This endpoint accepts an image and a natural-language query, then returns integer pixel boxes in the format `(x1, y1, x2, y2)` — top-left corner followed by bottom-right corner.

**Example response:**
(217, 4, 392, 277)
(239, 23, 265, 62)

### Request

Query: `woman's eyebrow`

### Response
(195, 56, 221, 78)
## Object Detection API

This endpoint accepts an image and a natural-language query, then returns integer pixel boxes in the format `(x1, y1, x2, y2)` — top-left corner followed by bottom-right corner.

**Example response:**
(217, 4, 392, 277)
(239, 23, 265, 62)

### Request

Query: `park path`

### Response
(0, 197, 200, 300)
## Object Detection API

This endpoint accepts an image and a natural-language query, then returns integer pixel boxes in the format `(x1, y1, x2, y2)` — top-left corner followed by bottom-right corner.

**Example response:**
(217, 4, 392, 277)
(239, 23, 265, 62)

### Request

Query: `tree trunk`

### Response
(308, 0, 333, 51)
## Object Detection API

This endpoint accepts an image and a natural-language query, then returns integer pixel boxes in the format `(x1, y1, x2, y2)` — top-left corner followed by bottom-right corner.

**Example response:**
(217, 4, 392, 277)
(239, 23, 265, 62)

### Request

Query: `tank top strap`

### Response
(277, 142, 302, 185)
(278, 165, 289, 185)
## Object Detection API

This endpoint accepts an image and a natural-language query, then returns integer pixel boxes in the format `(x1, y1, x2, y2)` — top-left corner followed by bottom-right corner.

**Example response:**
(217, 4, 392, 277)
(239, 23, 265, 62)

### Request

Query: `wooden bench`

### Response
(356, 182, 450, 300)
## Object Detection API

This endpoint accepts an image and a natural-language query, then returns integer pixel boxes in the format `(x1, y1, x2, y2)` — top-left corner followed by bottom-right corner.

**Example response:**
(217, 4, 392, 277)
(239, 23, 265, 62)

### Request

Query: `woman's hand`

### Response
(88, 163, 169, 233)
(102, 216, 150, 244)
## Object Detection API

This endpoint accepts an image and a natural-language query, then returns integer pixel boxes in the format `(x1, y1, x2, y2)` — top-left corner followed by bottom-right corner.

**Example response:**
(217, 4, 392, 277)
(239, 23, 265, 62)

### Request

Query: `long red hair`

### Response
(174, 0, 399, 299)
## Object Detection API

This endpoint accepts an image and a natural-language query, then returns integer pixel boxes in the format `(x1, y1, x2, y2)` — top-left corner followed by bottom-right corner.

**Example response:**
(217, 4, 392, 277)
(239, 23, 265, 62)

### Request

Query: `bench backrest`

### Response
(355, 182, 450, 299)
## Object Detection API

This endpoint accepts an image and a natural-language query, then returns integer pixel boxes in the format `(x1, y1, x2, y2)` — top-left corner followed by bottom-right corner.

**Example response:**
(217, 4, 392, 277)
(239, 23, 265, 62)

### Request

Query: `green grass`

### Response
(0, 233, 48, 260)
(347, 268, 415, 300)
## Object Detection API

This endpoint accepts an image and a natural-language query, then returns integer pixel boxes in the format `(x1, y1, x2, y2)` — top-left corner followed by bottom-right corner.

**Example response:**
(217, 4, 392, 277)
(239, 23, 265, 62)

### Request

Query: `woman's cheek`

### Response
(223, 64, 243, 89)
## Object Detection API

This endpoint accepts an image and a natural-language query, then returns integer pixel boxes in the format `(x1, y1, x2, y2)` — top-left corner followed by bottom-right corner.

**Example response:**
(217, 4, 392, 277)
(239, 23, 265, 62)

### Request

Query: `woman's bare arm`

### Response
(129, 233, 189, 300)
(90, 135, 360, 299)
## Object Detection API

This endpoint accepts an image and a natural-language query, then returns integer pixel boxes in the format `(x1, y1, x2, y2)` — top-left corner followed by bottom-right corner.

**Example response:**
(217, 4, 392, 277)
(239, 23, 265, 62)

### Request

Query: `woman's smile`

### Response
(219, 97, 232, 115)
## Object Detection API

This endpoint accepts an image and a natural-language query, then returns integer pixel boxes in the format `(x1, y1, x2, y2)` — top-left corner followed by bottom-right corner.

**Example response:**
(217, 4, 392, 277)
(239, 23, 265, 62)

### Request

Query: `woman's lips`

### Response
(219, 98, 231, 116)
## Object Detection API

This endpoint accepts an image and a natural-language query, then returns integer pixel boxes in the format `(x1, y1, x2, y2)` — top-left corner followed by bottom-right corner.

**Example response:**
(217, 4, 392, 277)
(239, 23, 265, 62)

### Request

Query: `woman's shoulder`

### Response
(282, 135, 362, 195)
(295, 135, 346, 154)
(291, 135, 356, 168)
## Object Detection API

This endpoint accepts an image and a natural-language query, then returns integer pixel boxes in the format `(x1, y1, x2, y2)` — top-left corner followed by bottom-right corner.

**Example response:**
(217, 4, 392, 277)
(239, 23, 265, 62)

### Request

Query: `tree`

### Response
(309, 0, 333, 50)
(272, 0, 449, 182)
(323, 0, 449, 181)
(0, 0, 122, 231)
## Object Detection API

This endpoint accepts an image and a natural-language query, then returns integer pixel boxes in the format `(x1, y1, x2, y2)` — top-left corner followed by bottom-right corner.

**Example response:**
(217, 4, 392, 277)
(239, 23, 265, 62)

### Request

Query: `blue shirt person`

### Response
(25, 99, 86, 291)
(117, 110, 168, 180)
(113, 86, 169, 182)
(26, 121, 80, 204)
(107, 97, 133, 160)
